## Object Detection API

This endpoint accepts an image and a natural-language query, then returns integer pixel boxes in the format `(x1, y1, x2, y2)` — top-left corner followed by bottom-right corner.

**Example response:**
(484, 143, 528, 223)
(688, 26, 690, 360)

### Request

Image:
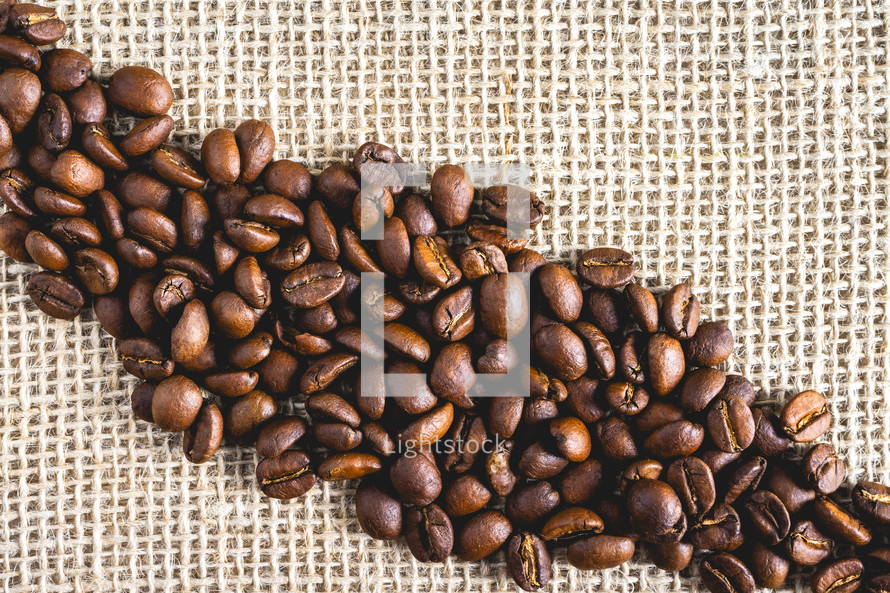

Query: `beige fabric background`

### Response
(1, 0, 888, 591)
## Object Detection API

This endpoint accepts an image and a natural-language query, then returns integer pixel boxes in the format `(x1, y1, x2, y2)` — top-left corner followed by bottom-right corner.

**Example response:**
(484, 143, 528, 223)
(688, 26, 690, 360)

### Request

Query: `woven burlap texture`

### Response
(2, 0, 889, 591)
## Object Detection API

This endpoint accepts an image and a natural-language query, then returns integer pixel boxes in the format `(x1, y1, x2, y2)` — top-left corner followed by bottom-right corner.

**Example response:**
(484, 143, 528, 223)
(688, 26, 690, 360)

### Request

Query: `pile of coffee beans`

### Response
(1, 3, 889, 591)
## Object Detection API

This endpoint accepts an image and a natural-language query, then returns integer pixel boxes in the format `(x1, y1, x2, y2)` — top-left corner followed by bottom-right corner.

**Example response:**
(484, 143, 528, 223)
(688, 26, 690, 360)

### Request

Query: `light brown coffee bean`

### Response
(108, 66, 174, 117)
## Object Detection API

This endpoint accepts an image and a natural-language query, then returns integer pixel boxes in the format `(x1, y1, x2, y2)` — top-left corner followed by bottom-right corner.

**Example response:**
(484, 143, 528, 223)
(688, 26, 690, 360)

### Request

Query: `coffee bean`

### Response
(351, 184, 392, 233)
(151, 375, 204, 432)
(627, 479, 687, 544)
(812, 558, 864, 593)
(68, 80, 106, 125)
(9, 4, 66, 44)
(127, 208, 178, 254)
(534, 324, 588, 382)
(766, 462, 816, 514)
(93, 292, 135, 340)
(633, 401, 683, 434)
(255, 417, 307, 458)
(26, 271, 84, 320)
(538, 507, 604, 545)
(665, 456, 716, 516)
(566, 535, 635, 570)
(0, 168, 36, 218)
(536, 263, 582, 323)
(264, 159, 312, 202)
(868, 575, 890, 593)
(853, 481, 890, 524)
(786, 520, 834, 566)
(152, 273, 194, 322)
(150, 145, 205, 189)
(119, 115, 174, 157)
(0, 68, 40, 134)
(558, 459, 603, 505)
(115, 238, 156, 269)
(509, 248, 548, 275)
(304, 200, 340, 261)
(459, 241, 507, 281)
(643, 420, 705, 459)
(477, 338, 519, 376)
(749, 541, 789, 589)
(316, 162, 359, 210)
(430, 343, 476, 407)
(25, 230, 68, 271)
(397, 403, 454, 446)
(647, 332, 686, 397)
(119, 338, 174, 382)
(428, 164, 473, 227)
(209, 291, 256, 339)
(718, 374, 756, 406)
(226, 390, 278, 443)
(722, 456, 767, 505)
(604, 381, 649, 416)
(479, 273, 528, 339)
(0, 212, 32, 262)
(130, 383, 155, 423)
(549, 416, 591, 462)
(108, 66, 173, 116)
(619, 459, 663, 496)
(576, 247, 634, 288)
(228, 332, 273, 370)
(404, 504, 453, 564)
(813, 495, 872, 546)
(361, 423, 395, 457)
(466, 222, 529, 254)
(383, 322, 430, 363)
(233, 119, 274, 184)
(506, 480, 560, 526)
(743, 490, 790, 545)
(306, 392, 360, 427)
(183, 402, 223, 464)
(118, 172, 172, 211)
(42, 49, 91, 93)
(300, 352, 358, 394)
(506, 532, 551, 592)
(681, 368, 726, 412)
(244, 194, 304, 229)
(456, 510, 512, 561)
(353, 477, 402, 540)
(313, 422, 362, 451)
(413, 235, 461, 289)
(279, 262, 346, 310)
(802, 443, 845, 494)
(204, 370, 258, 398)
(780, 390, 832, 442)
(623, 283, 658, 333)
(256, 450, 317, 500)
(82, 123, 128, 171)
(700, 553, 755, 593)
(751, 408, 791, 456)
(707, 396, 755, 453)
(33, 187, 84, 218)
(660, 282, 700, 339)
(255, 348, 300, 395)
(685, 321, 733, 366)
(71, 248, 118, 295)
(318, 452, 383, 481)
(700, 449, 742, 475)
(594, 416, 639, 461)
(481, 184, 545, 228)
(649, 542, 694, 572)
(37, 93, 71, 152)
(388, 452, 442, 506)
(0, 34, 40, 70)
(442, 474, 491, 517)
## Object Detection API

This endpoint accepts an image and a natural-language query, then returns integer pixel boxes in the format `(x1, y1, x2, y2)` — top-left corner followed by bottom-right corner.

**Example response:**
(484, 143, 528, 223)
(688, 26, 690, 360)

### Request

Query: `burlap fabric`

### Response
(1, 1, 888, 591)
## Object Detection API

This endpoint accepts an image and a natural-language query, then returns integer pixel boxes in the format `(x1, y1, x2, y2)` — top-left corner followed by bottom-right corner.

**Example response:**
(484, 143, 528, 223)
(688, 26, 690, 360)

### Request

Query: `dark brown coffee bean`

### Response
(853, 481, 890, 524)
(352, 142, 405, 194)
(264, 159, 311, 202)
(118, 172, 171, 211)
(174, 191, 210, 252)
(628, 479, 687, 544)
(456, 510, 512, 561)
(634, 400, 684, 433)
(443, 474, 491, 517)
(178, 340, 219, 375)
(507, 248, 545, 276)
(225, 390, 278, 443)
(68, 80, 106, 125)
(212, 231, 240, 276)
(376, 216, 411, 278)
(685, 321, 734, 366)
(481, 184, 545, 228)
(389, 453, 442, 506)
(313, 422, 362, 451)
(233, 119, 274, 184)
(429, 164, 473, 227)
(255, 348, 300, 395)
(33, 187, 84, 218)
(743, 490, 790, 545)
(505, 480, 560, 526)
(280, 262, 345, 309)
(517, 441, 569, 480)
(127, 208, 177, 254)
(108, 66, 173, 117)
(583, 289, 622, 336)
(318, 452, 383, 481)
(529, 367, 568, 401)
(647, 332, 686, 396)
(466, 222, 529, 254)
(151, 375, 203, 432)
(802, 443, 845, 494)
(537, 263, 582, 322)
(576, 247, 634, 288)
(554, 459, 601, 505)
(115, 237, 156, 269)
(548, 416, 591, 463)
(476, 339, 518, 376)
(394, 193, 437, 237)
(718, 375, 756, 406)
(722, 456, 767, 505)
(152, 145, 205, 189)
(242, 195, 302, 230)
(169, 299, 209, 364)
(316, 162, 358, 210)
(26, 271, 84, 320)
(36, 93, 71, 152)
(0, 212, 31, 262)
(229, 332, 274, 369)
(707, 396, 755, 453)
(25, 230, 68, 271)
(72, 248, 119, 296)
(812, 558, 865, 593)
(182, 402, 223, 464)
(603, 381, 647, 416)
(42, 48, 91, 93)
(618, 459, 664, 496)
(204, 370, 258, 398)
(306, 200, 340, 260)
(200, 128, 240, 184)
(153, 273, 195, 322)
(649, 542, 694, 572)
(50, 217, 102, 249)
(540, 507, 604, 544)
(120, 115, 174, 157)
(404, 504, 453, 564)
(0, 68, 40, 134)
(352, 185, 393, 233)
(786, 520, 833, 565)
(767, 461, 816, 514)
(689, 503, 743, 551)
(93, 292, 135, 340)
(210, 291, 256, 339)
(397, 403, 454, 447)
(82, 123, 128, 172)
(477, 272, 527, 339)
(867, 575, 890, 593)
(119, 337, 174, 381)
(459, 241, 507, 281)
(750, 541, 789, 589)
(659, 282, 699, 339)
(381, 322, 429, 363)
(622, 282, 657, 333)
(700, 449, 742, 475)
(351, 478, 402, 540)
(264, 234, 311, 273)
(567, 535, 635, 570)
(130, 383, 155, 423)
(665, 456, 716, 516)
(256, 450, 317, 500)
(751, 408, 791, 456)
(208, 184, 248, 221)
(594, 416, 639, 461)
(534, 324, 588, 382)
(127, 273, 162, 335)
(814, 495, 872, 546)
(681, 367, 726, 412)
(506, 532, 550, 592)
(643, 420, 705, 459)
(429, 344, 476, 408)
(336, 225, 380, 274)
(428, 286, 473, 342)
(362, 423, 395, 457)
(233, 256, 271, 309)
(0, 168, 36, 218)
(781, 390, 832, 443)
(306, 392, 360, 427)
(224, 218, 279, 253)
(9, 4, 66, 44)
(413, 235, 461, 289)
(0, 34, 39, 70)
(700, 553, 755, 593)
(300, 352, 358, 394)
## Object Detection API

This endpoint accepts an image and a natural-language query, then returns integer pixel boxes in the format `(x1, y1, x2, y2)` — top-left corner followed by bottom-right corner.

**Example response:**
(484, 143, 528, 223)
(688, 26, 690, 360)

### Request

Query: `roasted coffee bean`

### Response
(162, 256, 214, 291)
(750, 542, 790, 589)
(389, 453, 442, 506)
(130, 383, 155, 423)
(264, 234, 311, 273)
(37, 93, 71, 152)
(619, 459, 664, 495)
(175, 191, 210, 252)
(700, 553, 755, 593)
(529, 367, 568, 401)
(153, 273, 194, 322)
(539, 507, 604, 544)
(751, 408, 791, 456)
(744, 490, 790, 545)
(280, 261, 345, 309)
(82, 124, 128, 171)
(233, 119, 274, 184)
(68, 80, 106, 125)
(118, 172, 172, 211)
(781, 390, 832, 442)
(534, 324, 588, 382)
(466, 222, 529, 254)
(690, 508, 740, 555)
(170, 299, 210, 364)
(700, 449, 742, 475)
(516, 440, 568, 480)
(392, 194, 436, 238)
(244, 194, 304, 229)
(210, 291, 256, 339)
(566, 535, 635, 570)
(210, 183, 250, 221)
(352, 184, 393, 233)
(72, 248, 119, 295)
(685, 321, 733, 366)
(413, 235, 462, 289)
(382, 322, 430, 363)
(0, 212, 32, 262)
(660, 282, 700, 339)
(224, 218, 279, 253)
(255, 417, 308, 458)
(93, 292, 135, 340)
(319, 452, 383, 481)
(537, 263, 582, 322)
(353, 478, 402, 539)
(119, 337, 174, 382)
(428, 286, 473, 342)
(108, 65, 173, 116)
(643, 420, 705, 459)
(477, 339, 519, 376)
(0, 34, 40, 71)
(614, 332, 645, 385)
(442, 474, 491, 517)
(429, 164, 473, 227)
(604, 381, 649, 416)
(624, 282, 659, 333)
(430, 343, 476, 407)
(151, 375, 203, 432)
(558, 459, 603, 505)
(722, 456, 767, 505)
(361, 423, 395, 457)
(647, 332, 686, 396)
(718, 375, 756, 406)
(300, 352, 358, 394)
(576, 247, 634, 288)
(549, 416, 591, 462)
(404, 504, 453, 564)
(29, 145, 58, 179)
(456, 510, 512, 561)
(256, 450, 317, 500)
(204, 370, 258, 398)
(459, 241, 507, 281)
(681, 367, 726, 412)
(263, 159, 311, 202)
(523, 397, 559, 427)
(183, 402, 223, 464)
(313, 422, 362, 451)
(26, 271, 84, 320)
(786, 520, 833, 566)
(853, 481, 890, 524)
(306, 392, 361, 427)
(212, 231, 240, 276)
(316, 162, 359, 210)
(813, 495, 872, 546)
(627, 479, 687, 544)
(812, 558, 864, 593)
(33, 187, 84, 218)
(305, 200, 340, 260)
(153, 145, 205, 189)
(116, 237, 157, 269)
(506, 532, 551, 592)
(0, 68, 40, 134)
(0, 168, 36, 218)
(42, 48, 91, 93)
(767, 462, 816, 514)
(506, 480, 560, 526)
(128, 208, 178, 253)
(649, 542, 694, 572)
(337, 224, 381, 274)
(634, 400, 683, 433)
(128, 273, 162, 335)
(397, 403, 454, 446)
(228, 332, 273, 370)
(802, 443, 845, 494)
(479, 273, 528, 339)
(571, 321, 615, 379)
(255, 348, 300, 395)
(232, 256, 271, 309)
(707, 396, 755, 453)
(481, 184, 545, 228)
(375, 216, 411, 278)
(351, 142, 404, 194)
(226, 390, 278, 443)
(120, 115, 174, 157)
(25, 230, 68, 271)
(509, 248, 547, 275)
(665, 456, 716, 516)
(594, 416, 639, 461)
(9, 4, 66, 44)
